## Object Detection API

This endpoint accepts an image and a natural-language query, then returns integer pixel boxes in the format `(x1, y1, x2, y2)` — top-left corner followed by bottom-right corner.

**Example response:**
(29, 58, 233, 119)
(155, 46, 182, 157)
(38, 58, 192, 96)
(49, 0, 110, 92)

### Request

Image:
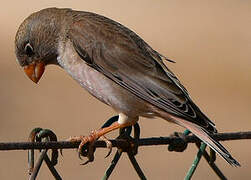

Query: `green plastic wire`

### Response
(183, 129, 209, 180)
(184, 142, 207, 180)
(195, 143, 227, 180)
(183, 129, 191, 136)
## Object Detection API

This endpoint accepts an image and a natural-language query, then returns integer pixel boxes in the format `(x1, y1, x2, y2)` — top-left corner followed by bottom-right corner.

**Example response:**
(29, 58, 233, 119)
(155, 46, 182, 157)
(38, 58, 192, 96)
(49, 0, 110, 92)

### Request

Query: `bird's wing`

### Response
(68, 12, 216, 132)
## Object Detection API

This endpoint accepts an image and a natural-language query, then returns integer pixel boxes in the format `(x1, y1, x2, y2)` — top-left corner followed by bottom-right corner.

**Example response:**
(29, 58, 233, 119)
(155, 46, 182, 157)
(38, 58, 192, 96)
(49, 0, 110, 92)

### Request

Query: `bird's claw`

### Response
(80, 159, 92, 165)
(99, 136, 112, 158)
(68, 132, 113, 164)
(68, 132, 98, 165)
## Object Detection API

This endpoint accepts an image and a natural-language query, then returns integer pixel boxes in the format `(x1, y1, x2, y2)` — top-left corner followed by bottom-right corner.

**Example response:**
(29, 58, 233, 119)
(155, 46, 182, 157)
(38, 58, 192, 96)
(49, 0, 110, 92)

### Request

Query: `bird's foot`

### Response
(68, 121, 134, 165)
(68, 131, 113, 165)
(68, 131, 98, 165)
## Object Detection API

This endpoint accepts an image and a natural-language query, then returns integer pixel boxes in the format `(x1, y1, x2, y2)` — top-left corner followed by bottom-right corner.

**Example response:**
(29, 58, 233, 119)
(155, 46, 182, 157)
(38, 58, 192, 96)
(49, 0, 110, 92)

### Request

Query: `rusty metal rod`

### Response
(0, 131, 250, 151)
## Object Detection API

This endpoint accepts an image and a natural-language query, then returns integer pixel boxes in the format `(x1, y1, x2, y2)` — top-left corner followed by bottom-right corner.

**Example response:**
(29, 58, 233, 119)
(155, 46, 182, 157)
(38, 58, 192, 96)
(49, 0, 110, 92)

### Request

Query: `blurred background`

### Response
(0, 0, 250, 179)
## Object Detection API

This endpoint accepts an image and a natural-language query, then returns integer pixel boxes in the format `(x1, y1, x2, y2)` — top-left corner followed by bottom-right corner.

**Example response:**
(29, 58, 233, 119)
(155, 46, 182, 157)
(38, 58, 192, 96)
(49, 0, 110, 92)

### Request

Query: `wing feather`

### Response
(68, 11, 216, 132)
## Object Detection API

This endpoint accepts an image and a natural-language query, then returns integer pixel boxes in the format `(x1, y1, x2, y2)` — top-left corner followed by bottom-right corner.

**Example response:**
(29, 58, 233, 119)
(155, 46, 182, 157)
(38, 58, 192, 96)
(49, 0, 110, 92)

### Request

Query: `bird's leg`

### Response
(69, 121, 135, 164)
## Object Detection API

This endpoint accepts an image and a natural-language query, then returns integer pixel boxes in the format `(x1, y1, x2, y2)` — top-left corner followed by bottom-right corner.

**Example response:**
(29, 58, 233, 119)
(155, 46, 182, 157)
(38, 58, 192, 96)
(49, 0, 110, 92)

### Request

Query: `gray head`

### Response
(15, 8, 69, 83)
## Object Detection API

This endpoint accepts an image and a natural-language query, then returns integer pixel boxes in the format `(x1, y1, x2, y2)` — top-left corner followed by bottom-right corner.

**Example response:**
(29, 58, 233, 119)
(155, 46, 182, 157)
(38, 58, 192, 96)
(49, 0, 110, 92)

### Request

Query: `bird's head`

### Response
(15, 8, 64, 83)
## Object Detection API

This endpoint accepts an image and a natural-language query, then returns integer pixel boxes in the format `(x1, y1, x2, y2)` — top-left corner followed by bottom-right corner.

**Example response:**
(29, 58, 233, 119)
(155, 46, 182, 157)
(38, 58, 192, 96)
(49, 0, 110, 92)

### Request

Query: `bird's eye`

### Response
(24, 43, 34, 57)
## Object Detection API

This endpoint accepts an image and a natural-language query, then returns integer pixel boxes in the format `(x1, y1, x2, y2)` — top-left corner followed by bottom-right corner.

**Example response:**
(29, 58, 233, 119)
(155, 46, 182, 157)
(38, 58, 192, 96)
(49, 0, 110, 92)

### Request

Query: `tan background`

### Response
(0, 0, 250, 179)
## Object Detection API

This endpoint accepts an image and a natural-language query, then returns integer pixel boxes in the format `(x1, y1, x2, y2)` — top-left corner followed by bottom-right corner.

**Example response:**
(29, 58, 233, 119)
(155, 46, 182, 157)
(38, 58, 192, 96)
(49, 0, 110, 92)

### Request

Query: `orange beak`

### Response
(23, 62, 45, 83)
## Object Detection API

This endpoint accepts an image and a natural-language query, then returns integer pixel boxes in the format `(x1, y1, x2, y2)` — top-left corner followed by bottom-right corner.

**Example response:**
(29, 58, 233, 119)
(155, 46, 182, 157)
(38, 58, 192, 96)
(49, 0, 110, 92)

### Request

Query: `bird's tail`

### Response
(167, 115, 240, 166)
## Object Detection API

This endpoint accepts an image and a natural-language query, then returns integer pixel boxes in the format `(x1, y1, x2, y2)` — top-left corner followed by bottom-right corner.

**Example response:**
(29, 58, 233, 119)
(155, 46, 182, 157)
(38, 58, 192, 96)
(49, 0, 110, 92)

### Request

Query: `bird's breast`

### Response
(57, 40, 113, 104)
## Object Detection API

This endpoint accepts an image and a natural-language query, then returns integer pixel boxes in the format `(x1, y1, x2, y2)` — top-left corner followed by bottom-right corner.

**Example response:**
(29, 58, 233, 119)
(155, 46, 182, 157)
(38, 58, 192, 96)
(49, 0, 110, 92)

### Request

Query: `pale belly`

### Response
(57, 40, 156, 119)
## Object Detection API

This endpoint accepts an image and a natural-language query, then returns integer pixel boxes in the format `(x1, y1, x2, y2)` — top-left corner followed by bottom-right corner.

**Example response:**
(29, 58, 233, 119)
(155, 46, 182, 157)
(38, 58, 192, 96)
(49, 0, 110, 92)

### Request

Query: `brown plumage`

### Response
(15, 8, 239, 166)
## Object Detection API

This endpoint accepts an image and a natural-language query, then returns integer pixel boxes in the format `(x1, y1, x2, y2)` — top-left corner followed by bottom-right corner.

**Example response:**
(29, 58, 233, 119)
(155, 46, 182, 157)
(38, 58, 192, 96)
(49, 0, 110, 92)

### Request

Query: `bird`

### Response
(15, 7, 240, 166)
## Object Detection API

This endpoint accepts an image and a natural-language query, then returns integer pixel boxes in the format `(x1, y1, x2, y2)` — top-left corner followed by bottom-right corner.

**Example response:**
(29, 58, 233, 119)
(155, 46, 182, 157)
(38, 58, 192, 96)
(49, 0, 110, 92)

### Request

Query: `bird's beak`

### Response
(23, 62, 45, 83)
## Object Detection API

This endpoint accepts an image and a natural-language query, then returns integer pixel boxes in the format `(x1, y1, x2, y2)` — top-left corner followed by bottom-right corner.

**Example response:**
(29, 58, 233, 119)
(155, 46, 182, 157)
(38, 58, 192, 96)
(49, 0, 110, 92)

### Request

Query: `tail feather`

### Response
(172, 117, 240, 166)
